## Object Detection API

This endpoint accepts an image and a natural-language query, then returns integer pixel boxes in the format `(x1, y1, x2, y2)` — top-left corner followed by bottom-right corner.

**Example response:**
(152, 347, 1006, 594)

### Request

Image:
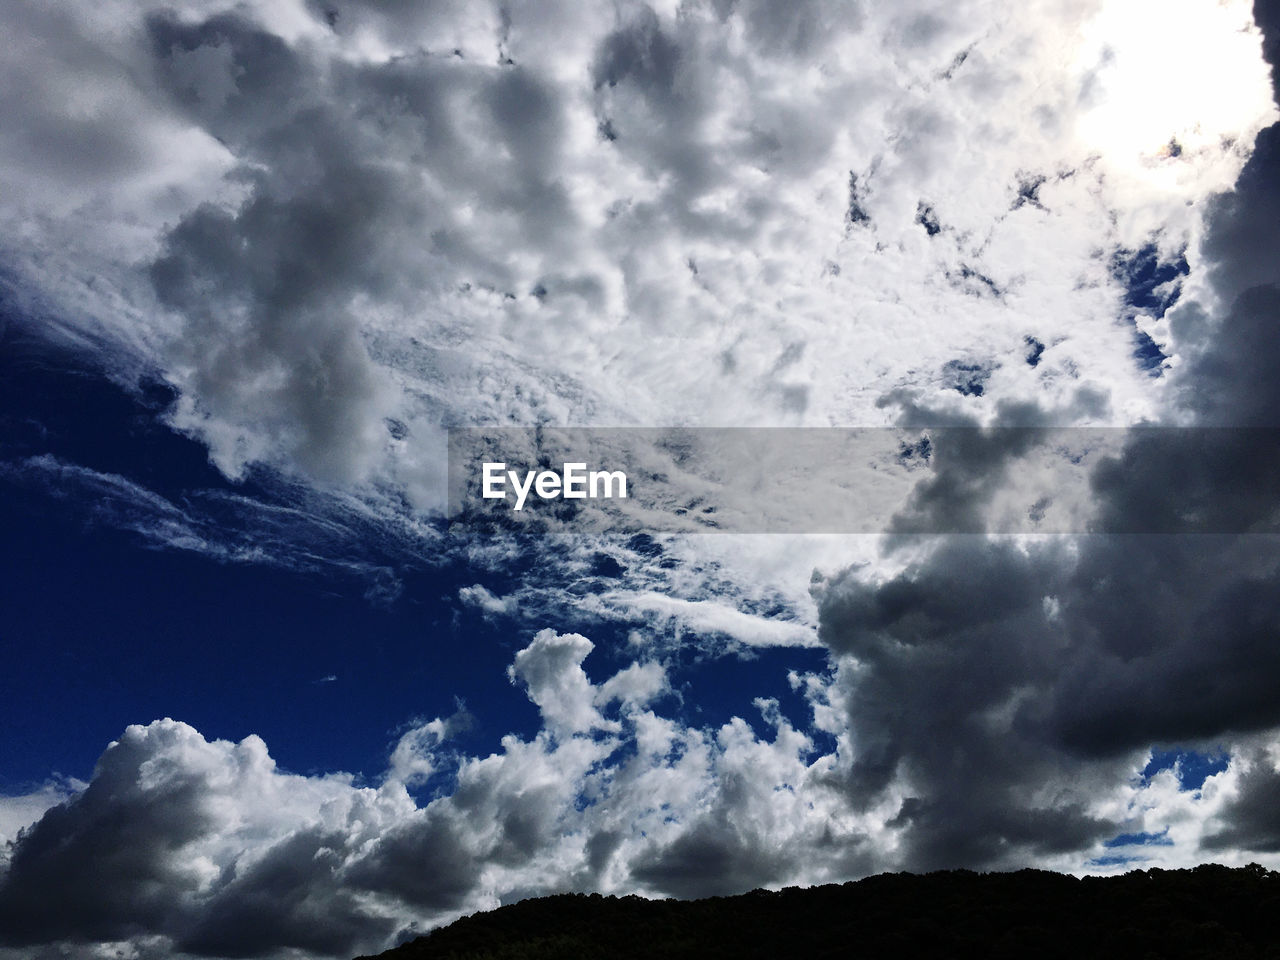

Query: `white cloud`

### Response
(508, 629, 614, 736)
(596, 660, 669, 709)
(458, 583, 515, 616)
(4, 0, 1272, 484)
(600, 590, 817, 648)
(0, 454, 413, 599)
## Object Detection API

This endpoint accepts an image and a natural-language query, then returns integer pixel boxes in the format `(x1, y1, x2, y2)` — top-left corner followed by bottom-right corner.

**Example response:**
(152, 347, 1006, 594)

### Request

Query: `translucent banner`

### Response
(446, 427, 1280, 534)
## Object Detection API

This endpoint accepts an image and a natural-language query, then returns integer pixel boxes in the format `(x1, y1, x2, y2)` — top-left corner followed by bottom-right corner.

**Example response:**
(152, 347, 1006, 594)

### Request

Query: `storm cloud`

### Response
(812, 28, 1280, 869)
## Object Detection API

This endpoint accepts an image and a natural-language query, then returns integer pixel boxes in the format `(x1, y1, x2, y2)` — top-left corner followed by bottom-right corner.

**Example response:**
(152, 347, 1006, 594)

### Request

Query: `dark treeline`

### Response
(358, 863, 1280, 959)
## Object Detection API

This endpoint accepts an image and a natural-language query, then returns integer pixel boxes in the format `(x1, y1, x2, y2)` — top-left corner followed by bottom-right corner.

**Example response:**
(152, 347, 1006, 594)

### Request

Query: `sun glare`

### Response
(1075, 0, 1276, 189)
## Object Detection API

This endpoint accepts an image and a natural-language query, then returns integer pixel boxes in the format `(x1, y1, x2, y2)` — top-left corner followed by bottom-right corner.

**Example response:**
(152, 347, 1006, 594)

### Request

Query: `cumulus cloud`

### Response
(7, 622, 1280, 959)
(509, 629, 612, 736)
(1202, 743, 1280, 854)
(811, 532, 1280, 869)
(0, 720, 408, 958)
(0, 633, 861, 958)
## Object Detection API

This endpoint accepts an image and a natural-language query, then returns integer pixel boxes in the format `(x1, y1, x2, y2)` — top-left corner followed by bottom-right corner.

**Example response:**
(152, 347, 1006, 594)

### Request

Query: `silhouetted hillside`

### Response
(358, 863, 1280, 960)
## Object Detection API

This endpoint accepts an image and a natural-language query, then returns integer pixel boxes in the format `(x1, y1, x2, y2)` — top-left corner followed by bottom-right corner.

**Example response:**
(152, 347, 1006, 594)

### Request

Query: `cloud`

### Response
(599, 591, 817, 648)
(1202, 744, 1280, 853)
(447, 532, 836, 658)
(143, 10, 412, 483)
(0, 781, 80, 849)
(814, 537, 1124, 869)
(6, 618, 1280, 959)
(6, 3, 1280, 956)
(457, 583, 515, 616)
(804, 45, 1280, 870)
(3, 0, 1276, 651)
(0, 720, 408, 957)
(508, 629, 613, 736)
(0, 453, 413, 598)
(7, 0, 1274, 493)
(0, 634, 860, 957)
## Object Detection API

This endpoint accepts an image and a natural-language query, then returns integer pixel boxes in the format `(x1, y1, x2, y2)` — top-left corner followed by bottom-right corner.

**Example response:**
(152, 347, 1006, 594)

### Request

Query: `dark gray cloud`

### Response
(0, 5, 153, 186)
(875, 387, 1110, 535)
(179, 827, 398, 958)
(343, 812, 484, 913)
(591, 10, 725, 204)
(0, 729, 216, 944)
(1255, 0, 1280, 107)
(1173, 134, 1280, 423)
(145, 11, 408, 482)
(629, 814, 798, 899)
(816, 537, 1280, 869)
(0, 723, 402, 958)
(816, 538, 1117, 870)
(1202, 751, 1280, 853)
(815, 61, 1280, 865)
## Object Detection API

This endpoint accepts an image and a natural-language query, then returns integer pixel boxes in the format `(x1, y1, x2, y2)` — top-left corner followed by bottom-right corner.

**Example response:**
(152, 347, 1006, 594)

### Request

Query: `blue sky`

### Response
(0, 332, 827, 790)
(3, 1, 1280, 958)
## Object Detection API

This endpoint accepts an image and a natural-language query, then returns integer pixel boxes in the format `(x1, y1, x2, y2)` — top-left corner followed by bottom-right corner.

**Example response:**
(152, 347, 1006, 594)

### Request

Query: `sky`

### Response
(2, 0, 1280, 957)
